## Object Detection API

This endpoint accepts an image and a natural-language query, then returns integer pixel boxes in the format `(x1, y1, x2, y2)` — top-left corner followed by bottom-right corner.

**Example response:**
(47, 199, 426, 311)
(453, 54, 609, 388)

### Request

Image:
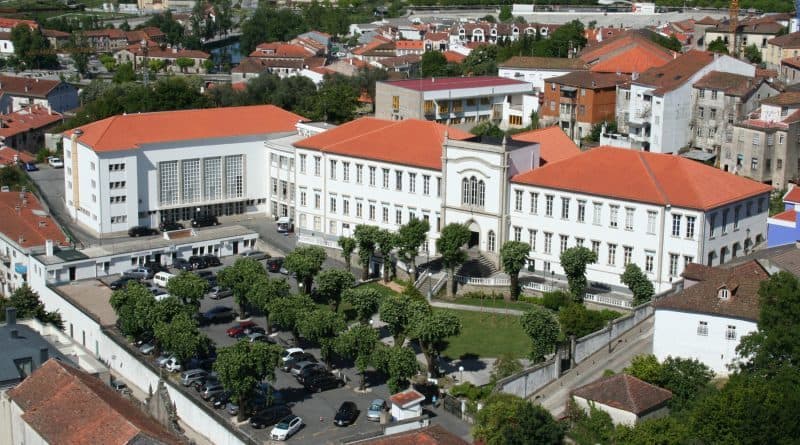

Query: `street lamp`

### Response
(459, 365, 464, 383)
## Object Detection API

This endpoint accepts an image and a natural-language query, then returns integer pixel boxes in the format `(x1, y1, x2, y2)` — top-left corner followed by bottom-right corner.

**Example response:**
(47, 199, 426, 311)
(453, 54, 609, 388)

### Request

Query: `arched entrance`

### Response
(467, 221, 480, 248)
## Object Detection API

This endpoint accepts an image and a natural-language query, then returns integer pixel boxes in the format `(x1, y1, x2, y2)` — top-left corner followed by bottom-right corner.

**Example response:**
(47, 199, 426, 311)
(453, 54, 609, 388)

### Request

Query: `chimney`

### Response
(45, 239, 53, 256)
(6, 307, 16, 325)
(39, 347, 48, 364)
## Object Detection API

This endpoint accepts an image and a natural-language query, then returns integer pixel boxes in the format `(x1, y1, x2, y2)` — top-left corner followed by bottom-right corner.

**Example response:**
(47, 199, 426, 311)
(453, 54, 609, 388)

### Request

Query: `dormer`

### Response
(717, 286, 730, 300)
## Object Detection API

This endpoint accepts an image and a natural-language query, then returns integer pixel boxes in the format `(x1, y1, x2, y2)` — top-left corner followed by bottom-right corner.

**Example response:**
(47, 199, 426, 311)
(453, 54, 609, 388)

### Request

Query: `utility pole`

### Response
(140, 39, 149, 86)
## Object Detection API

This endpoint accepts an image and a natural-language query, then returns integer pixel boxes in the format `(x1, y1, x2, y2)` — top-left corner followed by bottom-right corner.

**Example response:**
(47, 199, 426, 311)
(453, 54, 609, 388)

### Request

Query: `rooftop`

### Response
(250, 42, 313, 58)
(511, 125, 581, 166)
(784, 188, 800, 204)
(635, 50, 715, 95)
(0, 75, 63, 99)
(579, 30, 675, 75)
(657, 260, 768, 321)
(0, 315, 66, 388)
(0, 146, 35, 164)
(53, 279, 117, 327)
(693, 71, 761, 97)
(293, 118, 473, 170)
(571, 374, 672, 416)
(769, 31, 800, 49)
(499, 56, 588, 71)
(68, 105, 307, 152)
(389, 389, 426, 408)
(355, 424, 468, 445)
(0, 104, 63, 139)
(760, 92, 800, 107)
(0, 192, 67, 249)
(546, 71, 630, 89)
(381, 76, 530, 92)
(8, 359, 182, 445)
(511, 146, 771, 211)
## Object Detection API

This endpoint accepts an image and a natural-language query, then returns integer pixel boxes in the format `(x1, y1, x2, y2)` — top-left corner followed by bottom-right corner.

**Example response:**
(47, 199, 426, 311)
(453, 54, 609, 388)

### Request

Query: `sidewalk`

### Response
(429, 300, 525, 316)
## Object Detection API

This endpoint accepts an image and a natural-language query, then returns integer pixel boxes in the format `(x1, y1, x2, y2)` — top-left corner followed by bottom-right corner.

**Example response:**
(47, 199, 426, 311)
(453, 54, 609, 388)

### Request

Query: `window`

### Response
(356, 164, 363, 184)
(314, 156, 321, 176)
(560, 235, 568, 253)
(645, 251, 654, 273)
(158, 161, 179, 206)
(330, 196, 337, 213)
(609, 205, 619, 228)
(392, 95, 399, 111)
(726, 325, 737, 340)
(672, 214, 681, 237)
(356, 202, 363, 218)
(462, 177, 485, 207)
(409, 173, 416, 193)
(369, 166, 376, 186)
(545, 195, 554, 217)
(625, 208, 634, 230)
(395, 171, 403, 191)
(699, 89, 705, 98)
(382, 169, 390, 188)
(593, 203, 602, 225)
(608, 244, 617, 265)
(423, 175, 430, 195)
(684, 255, 694, 269)
(424, 100, 434, 114)
(709, 213, 717, 237)
(514, 226, 522, 242)
(509, 115, 522, 126)
(710, 108, 717, 119)
(530, 192, 539, 214)
(487, 230, 496, 252)
(382, 207, 389, 223)
(623, 246, 633, 266)
(396, 209, 402, 225)
(575, 237, 584, 247)
(515, 190, 523, 211)
(751, 157, 758, 171)
(711, 90, 718, 100)
(299, 154, 306, 173)
(343, 162, 350, 182)
(343, 199, 350, 215)
(577, 200, 586, 223)
(437, 178, 442, 197)
(300, 191, 307, 206)
(697, 321, 708, 336)
(561, 197, 570, 219)
(529, 229, 537, 251)
(204, 157, 222, 201)
(271, 178, 278, 195)
(544, 232, 553, 254)
(698, 106, 704, 118)
(369, 204, 376, 220)
(722, 209, 729, 234)
(686, 216, 696, 239)
(181, 159, 200, 203)
(314, 193, 321, 209)
(669, 253, 679, 276)
(438, 101, 449, 114)
(734, 206, 740, 230)
(591, 241, 601, 257)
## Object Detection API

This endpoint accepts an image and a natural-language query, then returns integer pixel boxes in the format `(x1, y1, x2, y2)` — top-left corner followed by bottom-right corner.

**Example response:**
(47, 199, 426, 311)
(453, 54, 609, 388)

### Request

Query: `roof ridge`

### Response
(313, 118, 394, 152)
(636, 150, 670, 206)
(623, 374, 640, 413)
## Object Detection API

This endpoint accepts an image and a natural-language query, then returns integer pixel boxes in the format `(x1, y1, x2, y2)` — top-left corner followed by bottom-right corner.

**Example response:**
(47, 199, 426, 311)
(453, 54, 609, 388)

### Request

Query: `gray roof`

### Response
(0, 318, 66, 388)
(725, 243, 800, 277)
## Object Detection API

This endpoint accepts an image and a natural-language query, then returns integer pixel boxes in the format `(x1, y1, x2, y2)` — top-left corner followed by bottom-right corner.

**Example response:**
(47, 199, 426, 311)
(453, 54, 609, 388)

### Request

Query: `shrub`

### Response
(35, 148, 49, 163)
(519, 295, 544, 305)
(542, 291, 572, 311)
(450, 382, 492, 401)
(461, 291, 505, 300)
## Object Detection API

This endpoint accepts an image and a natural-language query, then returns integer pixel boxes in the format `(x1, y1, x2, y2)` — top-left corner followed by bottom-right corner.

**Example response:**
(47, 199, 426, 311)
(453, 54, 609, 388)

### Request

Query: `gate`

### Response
(442, 393, 463, 418)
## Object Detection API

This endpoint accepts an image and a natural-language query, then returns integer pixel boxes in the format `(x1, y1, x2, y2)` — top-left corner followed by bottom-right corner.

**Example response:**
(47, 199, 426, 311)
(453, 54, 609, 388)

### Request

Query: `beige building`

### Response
(705, 21, 784, 60)
(114, 43, 210, 74)
(766, 32, 800, 70)
(782, 56, 800, 85)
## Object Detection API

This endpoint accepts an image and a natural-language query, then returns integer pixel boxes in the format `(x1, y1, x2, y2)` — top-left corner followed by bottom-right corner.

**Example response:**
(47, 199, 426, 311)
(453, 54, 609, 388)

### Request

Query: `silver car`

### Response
(209, 286, 233, 300)
(155, 351, 174, 367)
(180, 369, 208, 387)
(291, 361, 324, 377)
(123, 267, 151, 280)
(366, 399, 387, 421)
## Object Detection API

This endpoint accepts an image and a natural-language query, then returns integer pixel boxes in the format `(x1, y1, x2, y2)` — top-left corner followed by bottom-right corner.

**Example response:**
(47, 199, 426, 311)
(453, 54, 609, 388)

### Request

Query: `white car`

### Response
(270, 415, 302, 441)
(47, 157, 64, 168)
(281, 347, 304, 363)
(165, 357, 182, 373)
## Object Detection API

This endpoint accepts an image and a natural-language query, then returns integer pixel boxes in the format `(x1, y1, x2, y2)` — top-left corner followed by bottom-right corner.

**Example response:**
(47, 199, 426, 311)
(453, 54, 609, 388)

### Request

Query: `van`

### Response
(276, 217, 294, 233)
(153, 271, 175, 288)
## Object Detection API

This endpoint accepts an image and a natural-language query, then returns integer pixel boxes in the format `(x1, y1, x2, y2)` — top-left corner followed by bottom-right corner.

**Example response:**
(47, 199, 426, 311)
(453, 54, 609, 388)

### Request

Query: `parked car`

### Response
(226, 321, 257, 337)
(155, 351, 174, 367)
(281, 348, 305, 363)
(123, 267, 152, 280)
(153, 271, 175, 288)
(303, 373, 343, 392)
(110, 379, 129, 394)
(282, 353, 317, 372)
(193, 373, 218, 392)
(270, 415, 303, 441)
(23, 162, 38, 172)
(128, 226, 157, 237)
(195, 270, 214, 281)
(189, 255, 208, 270)
(139, 342, 156, 355)
(366, 399, 387, 422)
(202, 255, 221, 267)
(159, 221, 184, 231)
(248, 333, 274, 343)
(47, 156, 64, 168)
(192, 213, 219, 228)
(172, 258, 193, 271)
(250, 405, 292, 429)
(266, 257, 284, 273)
(150, 287, 168, 298)
(245, 326, 265, 335)
(291, 361, 324, 378)
(241, 250, 268, 261)
(334, 401, 358, 426)
(211, 391, 231, 409)
(185, 357, 215, 371)
(143, 261, 168, 274)
(109, 276, 139, 290)
(276, 216, 294, 234)
(296, 366, 329, 384)
(201, 382, 226, 401)
(201, 306, 234, 325)
(165, 357, 182, 373)
(209, 286, 232, 300)
(180, 369, 208, 387)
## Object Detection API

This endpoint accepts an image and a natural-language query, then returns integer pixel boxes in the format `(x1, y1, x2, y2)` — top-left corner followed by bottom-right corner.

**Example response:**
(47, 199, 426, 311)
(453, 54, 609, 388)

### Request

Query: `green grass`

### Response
(357, 282, 401, 299)
(437, 309, 529, 360)
(438, 296, 538, 312)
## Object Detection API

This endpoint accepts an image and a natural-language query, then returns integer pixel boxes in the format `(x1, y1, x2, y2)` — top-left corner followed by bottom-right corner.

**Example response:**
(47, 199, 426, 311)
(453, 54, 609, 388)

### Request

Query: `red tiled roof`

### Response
(294, 118, 473, 170)
(0, 75, 63, 98)
(384, 76, 530, 92)
(772, 209, 796, 223)
(0, 146, 34, 164)
(511, 146, 772, 210)
(8, 359, 182, 445)
(580, 30, 674, 73)
(546, 71, 629, 89)
(782, 56, 800, 70)
(635, 50, 715, 94)
(499, 56, 588, 70)
(352, 36, 393, 56)
(442, 51, 466, 63)
(70, 105, 307, 152)
(784, 187, 800, 203)
(0, 191, 67, 248)
(693, 71, 760, 97)
(590, 45, 674, 74)
(572, 374, 672, 416)
(512, 126, 581, 166)
(654, 260, 768, 321)
(250, 42, 312, 58)
(761, 92, 800, 107)
(769, 31, 800, 49)
(425, 32, 450, 41)
(0, 18, 37, 30)
(0, 105, 63, 138)
(389, 389, 426, 408)
(357, 424, 468, 445)
(396, 40, 423, 49)
(42, 28, 69, 38)
(696, 16, 720, 26)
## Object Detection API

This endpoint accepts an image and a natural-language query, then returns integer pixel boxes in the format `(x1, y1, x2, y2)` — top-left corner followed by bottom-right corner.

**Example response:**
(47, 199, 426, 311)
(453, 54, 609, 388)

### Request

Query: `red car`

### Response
(226, 321, 256, 337)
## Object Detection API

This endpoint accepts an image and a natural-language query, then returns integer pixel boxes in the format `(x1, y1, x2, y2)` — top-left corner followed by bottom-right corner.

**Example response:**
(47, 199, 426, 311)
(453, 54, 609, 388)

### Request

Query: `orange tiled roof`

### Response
(0, 105, 63, 139)
(0, 146, 34, 164)
(442, 51, 466, 63)
(580, 30, 674, 68)
(511, 146, 771, 211)
(425, 32, 450, 41)
(590, 44, 675, 74)
(571, 374, 672, 415)
(294, 118, 473, 170)
(69, 105, 307, 152)
(8, 359, 182, 445)
(358, 424, 468, 445)
(250, 42, 312, 58)
(0, 191, 67, 248)
(396, 40, 423, 49)
(784, 188, 800, 203)
(512, 126, 581, 166)
(0, 75, 63, 98)
(635, 50, 715, 94)
(0, 17, 37, 30)
(772, 209, 796, 222)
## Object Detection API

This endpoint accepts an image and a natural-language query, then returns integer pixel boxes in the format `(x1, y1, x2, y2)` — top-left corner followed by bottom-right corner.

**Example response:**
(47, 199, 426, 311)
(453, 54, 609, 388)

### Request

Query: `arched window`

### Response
(470, 176, 478, 205)
(487, 230, 496, 252)
(462, 178, 470, 205)
(478, 181, 486, 207)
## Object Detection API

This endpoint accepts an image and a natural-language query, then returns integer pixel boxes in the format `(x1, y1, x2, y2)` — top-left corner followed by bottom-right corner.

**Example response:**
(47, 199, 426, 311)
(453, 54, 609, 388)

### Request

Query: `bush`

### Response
(519, 295, 544, 305)
(450, 382, 492, 401)
(491, 353, 524, 381)
(461, 291, 505, 301)
(35, 148, 49, 163)
(542, 291, 571, 311)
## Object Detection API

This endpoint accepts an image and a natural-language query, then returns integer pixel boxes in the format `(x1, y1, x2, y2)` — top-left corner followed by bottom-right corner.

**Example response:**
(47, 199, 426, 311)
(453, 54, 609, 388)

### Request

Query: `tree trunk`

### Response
(509, 273, 519, 301)
(361, 258, 370, 281)
(344, 255, 351, 273)
(446, 268, 455, 298)
(291, 328, 299, 346)
(236, 395, 249, 422)
(382, 259, 390, 283)
(264, 312, 271, 334)
(420, 340, 436, 377)
(393, 334, 406, 348)
(237, 301, 247, 320)
(303, 276, 313, 294)
(410, 257, 418, 282)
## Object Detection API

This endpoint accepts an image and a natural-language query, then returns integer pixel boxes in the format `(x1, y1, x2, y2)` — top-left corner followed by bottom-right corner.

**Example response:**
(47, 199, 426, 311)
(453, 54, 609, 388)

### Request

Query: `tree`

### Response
(148, 58, 166, 73)
(99, 54, 116, 71)
(436, 223, 471, 298)
(397, 218, 430, 281)
(336, 323, 380, 390)
(650, 33, 682, 52)
(541, 290, 571, 311)
(614, 416, 690, 445)
(560, 247, 597, 302)
(10, 25, 58, 70)
(491, 353, 523, 381)
(267, 294, 316, 345)
(408, 308, 461, 376)
(558, 303, 608, 338)
(374, 229, 396, 283)
(240, 5, 309, 54)
(343, 287, 382, 324)
(624, 354, 663, 383)
(166, 271, 208, 306)
(461, 44, 498, 76)
(141, 10, 185, 46)
(520, 306, 559, 363)
(297, 308, 346, 365)
(498, 4, 513, 22)
(315, 269, 354, 312)
(500, 241, 530, 301)
(743, 43, 762, 64)
(625, 354, 714, 411)
(284, 245, 327, 293)
(587, 120, 617, 142)
(567, 402, 616, 445)
(707, 37, 729, 54)
(337, 236, 357, 273)
(380, 294, 429, 347)
(621, 264, 655, 306)
(473, 393, 564, 445)
(153, 312, 209, 363)
(471, 121, 504, 138)
(217, 258, 268, 319)
(213, 341, 283, 421)
(248, 275, 291, 333)
(307, 74, 359, 124)
(6, 285, 63, 329)
(420, 51, 448, 78)
(113, 62, 137, 83)
(67, 33, 89, 76)
(373, 344, 419, 393)
(354, 225, 380, 281)
(151, 295, 192, 325)
(109, 282, 156, 338)
(175, 57, 195, 73)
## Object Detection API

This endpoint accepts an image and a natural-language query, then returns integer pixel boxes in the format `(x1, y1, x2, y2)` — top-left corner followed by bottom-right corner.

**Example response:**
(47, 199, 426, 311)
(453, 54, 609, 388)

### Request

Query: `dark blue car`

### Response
(23, 162, 38, 172)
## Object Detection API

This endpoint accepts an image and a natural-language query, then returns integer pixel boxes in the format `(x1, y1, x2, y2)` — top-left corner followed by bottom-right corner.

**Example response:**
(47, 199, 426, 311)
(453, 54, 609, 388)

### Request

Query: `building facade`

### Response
(0, 75, 78, 114)
(498, 56, 588, 98)
(765, 32, 800, 70)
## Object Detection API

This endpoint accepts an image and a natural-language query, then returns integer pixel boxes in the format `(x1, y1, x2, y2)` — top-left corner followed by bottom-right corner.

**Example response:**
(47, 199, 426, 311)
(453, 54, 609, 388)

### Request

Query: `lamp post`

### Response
(459, 365, 464, 383)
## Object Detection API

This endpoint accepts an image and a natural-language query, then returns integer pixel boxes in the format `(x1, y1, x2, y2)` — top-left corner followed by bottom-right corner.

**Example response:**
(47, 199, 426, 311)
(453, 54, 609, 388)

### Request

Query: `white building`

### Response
(498, 56, 589, 106)
(61, 105, 307, 235)
(610, 51, 755, 154)
(571, 374, 672, 426)
(389, 389, 426, 422)
(508, 146, 771, 292)
(653, 260, 767, 375)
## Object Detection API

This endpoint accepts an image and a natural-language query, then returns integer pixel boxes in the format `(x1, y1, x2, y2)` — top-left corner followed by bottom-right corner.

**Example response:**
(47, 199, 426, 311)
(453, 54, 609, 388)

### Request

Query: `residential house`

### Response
(705, 20, 785, 62)
(372, 54, 421, 74)
(0, 18, 37, 33)
(782, 56, 800, 84)
(353, 40, 397, 63)
(40, 29, 69, 50)
(82, 28, 128, 53)
(114, 43, 211, 74)
(423, 31, 450, 51)
(498, 56, 588, 112)
(767, 187, 800, 247)
(297, 30, 332, 51)
(722, 92, 800, 189)
(395, 40, 424, 56)
(653, 260, 769, 375)
(571, 374, 672, 426)
(689, 71, 778, 155)
(0, 105, 63, 154)
(0, 75, 78, 114)
(765, 31, 800, 70)
(610, 51, 754, 154)
(448, 21, 557, 46)
(578, 30, 677, 75)
(374, 76, 535, 130)
(123, 27, 166, 45)
(246, 42, 323, 77)
(693, 16, 721, 50)
(539, 71, 629, 144)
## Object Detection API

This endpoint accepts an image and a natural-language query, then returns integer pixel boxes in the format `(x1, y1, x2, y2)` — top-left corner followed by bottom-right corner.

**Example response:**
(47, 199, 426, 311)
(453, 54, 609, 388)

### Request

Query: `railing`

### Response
(521, 281, 559, 293)
(431, 275, 447, 296)
(297, 234, 341, 250)
(584, 293, 632, 309)
(454, 275, 510, 286)
(414, 270, 429, 288)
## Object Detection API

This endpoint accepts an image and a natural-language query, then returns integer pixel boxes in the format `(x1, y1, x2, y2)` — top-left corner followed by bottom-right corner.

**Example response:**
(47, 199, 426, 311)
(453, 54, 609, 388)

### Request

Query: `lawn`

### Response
(438, 309, 529, 360)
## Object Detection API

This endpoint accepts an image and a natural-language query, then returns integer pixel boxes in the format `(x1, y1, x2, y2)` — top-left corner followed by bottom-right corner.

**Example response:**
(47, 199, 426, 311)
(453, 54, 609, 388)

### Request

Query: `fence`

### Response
(454, 275, 510, 286)
(494, 356, 561, 399)
(521, 281, 559, 293)
(297, 233, 341, 249)
(584, 293, 633, 310)
(431, 275, 447, 296)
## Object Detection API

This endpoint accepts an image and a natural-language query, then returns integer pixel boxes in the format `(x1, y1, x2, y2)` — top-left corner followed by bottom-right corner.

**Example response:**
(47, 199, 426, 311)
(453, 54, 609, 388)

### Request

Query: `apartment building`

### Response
(498, 56, 588, 94)
(704, 20, 784, 61)
(781, 56, 800, 84)
(0, 75, 78, 114)
(765, 32, 800, 70)
(689, 71, 778, 154)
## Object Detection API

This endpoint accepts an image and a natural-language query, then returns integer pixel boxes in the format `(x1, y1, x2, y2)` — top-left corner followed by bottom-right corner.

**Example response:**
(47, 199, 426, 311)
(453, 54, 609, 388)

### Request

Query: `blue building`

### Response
(767, 188, 800, 247)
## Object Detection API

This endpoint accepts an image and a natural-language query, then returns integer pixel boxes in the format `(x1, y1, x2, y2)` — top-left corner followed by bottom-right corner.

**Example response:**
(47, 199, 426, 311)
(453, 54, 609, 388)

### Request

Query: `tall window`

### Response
(514, 190, 523, 211)
(645, 251, 654, 273)
(561, 197, 570, 219)
(560, 235, 568, 253)
(158, 160, 179, 205)
(396, 209, 402, 225)
(382, 169, 390, 188)
(395, 171, 403, 191)
(462, 179, 470, 205)
(545, 195, 554, 217)
(623, 246, 633, 266)
(382, 207, 389, 223)
(669, 253, 679, 276)
(299, 154, 306, 173)
(709, 213, 717, 237)
(733, 206, 740, 230)
(181, 159, 200, 203)
(343, 162, 350, 182)
(593, 202, 602, 225)
(672, 214, 681, 237)
(203, 157, 222, 201)
(686, 216, 696, 238)
(608, 244, 617, 265)
(530, 192, 539, 214)
(343, 199, 350, 215)
(487, 230, 496, 252)
(409, 173, 416, 193)
(577, 200, 586, 223)
(356, 164, 363, 184)
(697, 321, 708, 336)
(624, 208, 634, 230)
(529, 229, 537, 251)
(330, 196, 337, 213)
(330, 160, 337, 180)
(314, 156, 321, 176)
(356, 202, 363, 218)
(369, 166, 376, 186)
(461, 176, 485, 207)
(609, 205, 619, 228)
(544, 232, 553, 254)
(725, 325, 737, 340)
(369, 204, 376, 220)
(225, 155, 244, 199)
(514, 226, 522, 242)
(423, 175, 430, 195)
(722, 209, 729, 234)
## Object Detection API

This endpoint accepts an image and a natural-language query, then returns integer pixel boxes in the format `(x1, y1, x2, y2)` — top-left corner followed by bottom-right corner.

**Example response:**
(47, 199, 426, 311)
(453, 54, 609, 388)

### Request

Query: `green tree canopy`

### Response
(436, 223, 471, 298)
(11, 24, 58, 70)
(343, 286, 382, 324)
(297, 308, 346, 365)
(558, 303, 614, 339)
(267, 294, 316, 345)
(373, 344, 419, 393)
(397, 218, 430, 281)
(213, 340, 283, 421)
(520, 305, 559, 363)
(625, 354, 714, 411)
(707, 37, 729, 54)
(621, 263, 655, 306)
(408, 308, 461, 376)
(248, 275, 291, 333)
(166, 271, 208, 306)
(461, 44, 498, 76)
(284, 245, 327, 292)
(473, 393, 564, 445)
(315, 269, 354, 312)
(153, 312, 209, 362)
(500, 241, 531, 301)
(560, 246, 598, 302)
(109, 281, 156, 338)
(420, 50, 449, 78)
(217, 257, 268, 319)
(4, 285, 63, 329)
(379, 294, 429, 347)
(336, 323, 380, 389)
(354, 225, 380, 281)
(337, 236, 357, 273)
(374, 229, 397, 283)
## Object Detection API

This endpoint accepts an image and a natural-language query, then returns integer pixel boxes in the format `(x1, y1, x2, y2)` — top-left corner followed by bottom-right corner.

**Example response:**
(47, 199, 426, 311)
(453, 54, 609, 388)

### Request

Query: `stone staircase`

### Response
(456, 249, 498, 278)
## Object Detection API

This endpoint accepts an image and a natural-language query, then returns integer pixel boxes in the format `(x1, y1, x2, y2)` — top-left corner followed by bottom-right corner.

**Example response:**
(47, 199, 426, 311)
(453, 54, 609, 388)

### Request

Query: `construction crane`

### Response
(729, 0, 739, 54)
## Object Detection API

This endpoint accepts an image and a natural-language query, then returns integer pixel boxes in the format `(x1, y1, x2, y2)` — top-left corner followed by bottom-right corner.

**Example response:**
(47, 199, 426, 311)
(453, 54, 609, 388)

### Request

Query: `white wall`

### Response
(0, 395, 48, 445)
(573, 396, 639, 426)
(498, 67, 573, 93)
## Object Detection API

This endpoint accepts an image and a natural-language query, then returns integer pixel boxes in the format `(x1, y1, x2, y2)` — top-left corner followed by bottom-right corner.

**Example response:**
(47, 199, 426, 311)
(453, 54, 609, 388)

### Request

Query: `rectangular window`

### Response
(697, 321, 708, 336)
(577, 200, 586, 223)
(203, 157, 222, 201)
(369, 204, 376, 220)
(684, 255, 693, 269)
(343, 199, 350, 215)
(299, 154, 306, 173)
(343, 162, 350, 182)
(561, 197, 570, 220)
(382, 207, 389, 223)
(591, 241, 601, 257)
(734, 206, 740, 230)
(514, 190, 523, 211)
(396, 209, 402, 225)
(560, 235, 568, 253)
(672, 214, 681, 237)
(158, 161, 179, 206)
(369, 166, 376, 186)
(514, 226, 522, 242)
(722, 209, 729, 234)
(330, 196, 337, 213)
(529, 229, 537, 251)
(709, 213, 717, 237)
(669, 253, 679, 276)
(726, 325, 737, 340)
(423, 175, 431, 195)
(593, 203, 602, 225)
(383, 169, 390, 188)
(314, 156, 321, 176)
(623, 246, 633, 266)
(225, 155, 244, 199)
(409, 173, 416, 193)
(395, 171, 403, 191)
(645, 251, 654, 273)
(575, 237, 584, 247)
(625, 208, 634, 230)
(609, 205, 619, 228)
(314, 193, 321, 209)
(330, 160, 337, 179)
(608, 244, 617, 266)
(686, 216, 696, 239)
(437, 178, 442, 197)
(392, 95, 399, 111)
(356, 202, 363, 218)
(356, 164, 363, 184)
(181, 159, 201, 203)
(545, 195, 554, 217)
(424, 100, 434, 114)
(544, 232, 553, 254)
(530, 192, 539, 214)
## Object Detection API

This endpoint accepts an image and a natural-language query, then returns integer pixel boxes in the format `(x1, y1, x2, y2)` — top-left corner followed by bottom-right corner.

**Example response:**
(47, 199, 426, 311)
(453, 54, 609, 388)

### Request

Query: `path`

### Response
(429, 300, 525, 316)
